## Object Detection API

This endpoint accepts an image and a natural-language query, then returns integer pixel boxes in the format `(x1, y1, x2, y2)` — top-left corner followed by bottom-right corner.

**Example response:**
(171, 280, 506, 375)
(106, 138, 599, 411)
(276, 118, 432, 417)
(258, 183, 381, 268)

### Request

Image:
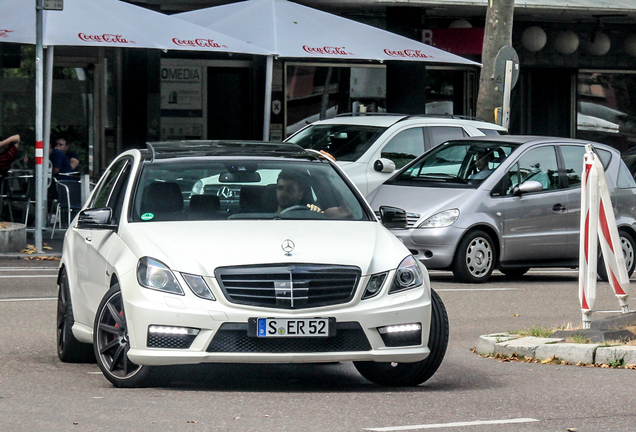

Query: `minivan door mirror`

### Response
(77, 208, 117, 230)
(379, 206, 408, 229)
(512, 180, 543, 196)
(374, 158, 396, 173)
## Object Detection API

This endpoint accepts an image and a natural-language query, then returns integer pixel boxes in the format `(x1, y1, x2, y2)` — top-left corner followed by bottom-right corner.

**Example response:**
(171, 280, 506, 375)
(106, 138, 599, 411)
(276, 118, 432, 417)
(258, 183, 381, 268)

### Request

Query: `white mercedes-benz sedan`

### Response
(56, 141, 448, 388)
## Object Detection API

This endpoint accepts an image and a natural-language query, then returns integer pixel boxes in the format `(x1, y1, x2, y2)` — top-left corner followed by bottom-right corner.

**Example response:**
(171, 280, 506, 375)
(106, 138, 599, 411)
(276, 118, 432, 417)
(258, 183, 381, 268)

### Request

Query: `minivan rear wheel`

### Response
(452, 230, 495, 283)
(598, 230, 636, 282)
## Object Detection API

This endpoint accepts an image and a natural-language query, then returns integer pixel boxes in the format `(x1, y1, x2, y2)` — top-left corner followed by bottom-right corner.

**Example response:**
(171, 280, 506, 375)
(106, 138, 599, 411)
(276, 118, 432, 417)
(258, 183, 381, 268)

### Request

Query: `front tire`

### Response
(353, 290, 449, 386)
(598, 230, 636, 282)
(452, 230, 495, 283)
(57, 268, 94, 363)
(94, 284, 157, 388)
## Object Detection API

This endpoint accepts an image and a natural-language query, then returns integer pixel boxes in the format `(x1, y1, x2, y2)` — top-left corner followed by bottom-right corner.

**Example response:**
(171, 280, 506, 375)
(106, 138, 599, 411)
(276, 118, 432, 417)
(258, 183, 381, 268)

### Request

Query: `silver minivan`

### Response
(368, 136, 636, 283)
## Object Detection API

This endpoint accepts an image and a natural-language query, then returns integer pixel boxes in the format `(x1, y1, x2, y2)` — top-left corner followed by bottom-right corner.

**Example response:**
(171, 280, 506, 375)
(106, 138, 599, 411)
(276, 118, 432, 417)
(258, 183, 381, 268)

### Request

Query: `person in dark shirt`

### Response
(54, 136, 80, 171)
(49, 145, 74, 177)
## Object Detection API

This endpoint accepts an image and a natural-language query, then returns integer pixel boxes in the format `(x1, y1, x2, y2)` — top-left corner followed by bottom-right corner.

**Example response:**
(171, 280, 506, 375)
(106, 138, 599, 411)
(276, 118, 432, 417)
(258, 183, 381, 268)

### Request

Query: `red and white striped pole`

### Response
(595, 149, 630, 313)
(579, 147, 598, 328)
(579, 145, 630, 329)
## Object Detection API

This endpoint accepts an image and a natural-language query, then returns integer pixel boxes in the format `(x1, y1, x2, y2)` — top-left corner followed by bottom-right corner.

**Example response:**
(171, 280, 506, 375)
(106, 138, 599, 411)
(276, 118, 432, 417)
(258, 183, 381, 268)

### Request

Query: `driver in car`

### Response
(276, 169, 352, 219)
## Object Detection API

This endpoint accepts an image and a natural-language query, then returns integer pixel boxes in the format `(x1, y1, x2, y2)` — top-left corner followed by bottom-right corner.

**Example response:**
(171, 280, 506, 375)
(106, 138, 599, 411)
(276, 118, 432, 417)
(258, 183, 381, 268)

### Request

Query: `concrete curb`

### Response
(477, 333, 636, 366)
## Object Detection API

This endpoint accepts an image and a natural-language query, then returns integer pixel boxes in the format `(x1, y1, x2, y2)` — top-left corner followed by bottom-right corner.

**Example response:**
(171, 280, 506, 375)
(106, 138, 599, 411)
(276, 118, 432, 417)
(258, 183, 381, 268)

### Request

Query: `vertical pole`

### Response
(263, 55, 273, 141)
(501, 60, 513, 130)
(44, 46, 54, 219)
(34, 0, 44, 251)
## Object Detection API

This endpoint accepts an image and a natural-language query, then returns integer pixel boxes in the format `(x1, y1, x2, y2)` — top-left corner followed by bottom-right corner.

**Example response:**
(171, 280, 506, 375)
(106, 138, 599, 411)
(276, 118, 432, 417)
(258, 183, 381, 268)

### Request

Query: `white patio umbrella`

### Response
(0, 0, 272, 251)
(176, 0, 480, 140)
(176, 0, 479, 64)
(0, 0, 271, 54)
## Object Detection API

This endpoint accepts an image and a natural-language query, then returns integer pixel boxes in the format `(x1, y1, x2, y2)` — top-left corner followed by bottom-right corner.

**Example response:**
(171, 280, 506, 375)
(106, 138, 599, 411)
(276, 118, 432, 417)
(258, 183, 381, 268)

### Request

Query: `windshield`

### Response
(390, 140, 519, 186)
(132, 158, 371, 222)
(286, 124, 386, 161)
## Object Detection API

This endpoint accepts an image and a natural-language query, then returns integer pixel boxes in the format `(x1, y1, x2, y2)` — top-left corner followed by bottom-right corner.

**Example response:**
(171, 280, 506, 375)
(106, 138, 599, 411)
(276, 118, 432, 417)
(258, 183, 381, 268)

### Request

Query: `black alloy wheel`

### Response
(353, 289, 449, 386)
(94, 284, 156, 388)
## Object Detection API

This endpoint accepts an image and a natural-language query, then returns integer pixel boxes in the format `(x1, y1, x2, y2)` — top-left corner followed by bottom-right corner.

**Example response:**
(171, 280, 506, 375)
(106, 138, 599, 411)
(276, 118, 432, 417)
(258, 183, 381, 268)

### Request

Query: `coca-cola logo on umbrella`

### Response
(78, 33, 135, 44)
(172, 39, 228, 49)
(384, 49, 433, 59)
(0, 30, 14, 38)
(302, 46, 353, 56)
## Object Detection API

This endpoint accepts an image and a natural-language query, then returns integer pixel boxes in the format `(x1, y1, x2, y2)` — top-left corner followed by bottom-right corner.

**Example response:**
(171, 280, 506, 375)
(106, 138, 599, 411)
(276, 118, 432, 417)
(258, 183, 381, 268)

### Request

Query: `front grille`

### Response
(207, 322, 371, 353)
(147, 334, 197, 349)
(215, 264, 360, 309)
(379, 329, 422, 347)
(375, 211, 420, 228)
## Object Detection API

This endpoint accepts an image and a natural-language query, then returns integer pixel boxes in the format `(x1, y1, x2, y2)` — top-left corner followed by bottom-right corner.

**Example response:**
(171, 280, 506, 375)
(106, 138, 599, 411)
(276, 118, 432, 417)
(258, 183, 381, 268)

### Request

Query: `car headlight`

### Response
(136, 257, 184, 295)
(389, 255, 423, 294)
(362, 272, 388, 300)
(417, 209, 459, 228)
(182, 273, 216, 301)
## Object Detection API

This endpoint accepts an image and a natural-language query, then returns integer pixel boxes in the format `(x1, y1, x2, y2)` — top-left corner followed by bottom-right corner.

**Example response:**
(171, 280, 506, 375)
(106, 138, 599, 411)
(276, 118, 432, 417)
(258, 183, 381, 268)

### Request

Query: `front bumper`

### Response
(120, 268, 433, 366)
(390, 226, 465, 270)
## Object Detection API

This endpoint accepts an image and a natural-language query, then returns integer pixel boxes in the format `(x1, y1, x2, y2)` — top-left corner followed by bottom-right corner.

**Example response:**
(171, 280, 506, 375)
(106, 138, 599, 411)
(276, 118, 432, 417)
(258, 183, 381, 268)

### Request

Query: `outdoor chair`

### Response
(0, 174, 34, 225)
(51, 177, 83, 238)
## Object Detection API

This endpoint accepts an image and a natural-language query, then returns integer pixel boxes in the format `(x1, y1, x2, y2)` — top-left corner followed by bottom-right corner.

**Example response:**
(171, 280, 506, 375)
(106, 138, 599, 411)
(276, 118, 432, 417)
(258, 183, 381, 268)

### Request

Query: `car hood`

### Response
(120, 221, 407, 277)
(369, 184, 476, 219)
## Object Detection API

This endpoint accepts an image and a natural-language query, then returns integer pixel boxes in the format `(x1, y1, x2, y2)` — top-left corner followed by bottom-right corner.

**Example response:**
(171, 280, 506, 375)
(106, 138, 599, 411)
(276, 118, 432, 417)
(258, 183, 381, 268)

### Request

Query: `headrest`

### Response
(141, 182, 183, 215)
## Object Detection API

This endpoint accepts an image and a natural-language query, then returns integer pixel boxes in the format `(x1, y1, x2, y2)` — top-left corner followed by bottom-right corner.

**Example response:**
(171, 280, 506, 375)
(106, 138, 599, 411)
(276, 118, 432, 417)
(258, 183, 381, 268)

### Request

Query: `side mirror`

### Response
(77, 208, 117, 230)
(379, 205, 407, 229)
(512, 180, 543, 196)
(373, 158, 396, 173)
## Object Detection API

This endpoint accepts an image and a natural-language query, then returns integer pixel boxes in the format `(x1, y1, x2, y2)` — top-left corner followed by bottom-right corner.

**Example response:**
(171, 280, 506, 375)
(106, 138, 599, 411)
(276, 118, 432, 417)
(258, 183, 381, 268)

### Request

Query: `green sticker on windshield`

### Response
(141, 213, 154, 221)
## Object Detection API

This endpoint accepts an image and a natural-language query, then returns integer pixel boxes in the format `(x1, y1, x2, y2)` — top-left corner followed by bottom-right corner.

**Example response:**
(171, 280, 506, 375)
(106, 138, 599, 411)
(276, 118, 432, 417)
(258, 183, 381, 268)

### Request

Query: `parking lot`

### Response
(2, 260, 636, 432)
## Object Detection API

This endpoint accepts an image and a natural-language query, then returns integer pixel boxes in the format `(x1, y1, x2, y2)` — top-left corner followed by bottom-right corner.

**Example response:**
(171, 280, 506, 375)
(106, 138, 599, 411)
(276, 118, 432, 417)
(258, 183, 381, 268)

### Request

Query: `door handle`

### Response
(553, 204, 566, 212)
(85, 234, 92, 242)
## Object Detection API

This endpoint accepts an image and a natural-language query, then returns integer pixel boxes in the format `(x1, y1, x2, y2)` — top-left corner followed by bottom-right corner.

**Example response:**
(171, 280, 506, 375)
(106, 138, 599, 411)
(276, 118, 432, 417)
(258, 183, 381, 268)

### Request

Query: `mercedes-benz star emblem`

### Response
(282, 239, 295, 256)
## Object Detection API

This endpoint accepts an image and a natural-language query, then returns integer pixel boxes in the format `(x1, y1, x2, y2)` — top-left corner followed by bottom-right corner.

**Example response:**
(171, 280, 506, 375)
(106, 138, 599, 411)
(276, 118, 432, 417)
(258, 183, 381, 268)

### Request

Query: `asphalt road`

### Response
(1, 260, 636, 432)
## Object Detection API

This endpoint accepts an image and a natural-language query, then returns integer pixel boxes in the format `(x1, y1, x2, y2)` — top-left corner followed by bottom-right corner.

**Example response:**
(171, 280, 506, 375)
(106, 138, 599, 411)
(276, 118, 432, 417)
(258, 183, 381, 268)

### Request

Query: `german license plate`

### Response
(256, 318, 331, 338)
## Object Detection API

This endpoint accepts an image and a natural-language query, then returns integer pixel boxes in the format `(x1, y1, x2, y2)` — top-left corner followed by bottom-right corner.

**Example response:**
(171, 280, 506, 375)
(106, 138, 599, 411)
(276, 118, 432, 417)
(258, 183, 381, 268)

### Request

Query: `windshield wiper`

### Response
(410, 173, 468, 184)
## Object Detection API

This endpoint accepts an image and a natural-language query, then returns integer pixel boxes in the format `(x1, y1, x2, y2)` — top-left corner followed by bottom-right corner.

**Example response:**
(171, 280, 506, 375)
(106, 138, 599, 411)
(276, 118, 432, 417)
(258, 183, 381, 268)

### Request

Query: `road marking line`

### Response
(363, 418, 539, 431)
(0, 267, 58, 271)
(436, 288, 523, 292)
(0, 297, 56, 302)
(0, 275, 57, 278)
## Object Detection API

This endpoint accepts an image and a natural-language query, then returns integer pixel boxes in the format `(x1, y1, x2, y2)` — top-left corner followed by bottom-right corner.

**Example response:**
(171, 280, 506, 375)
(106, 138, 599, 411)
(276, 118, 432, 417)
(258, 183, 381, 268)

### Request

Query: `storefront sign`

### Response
(160, 65, 203, 112)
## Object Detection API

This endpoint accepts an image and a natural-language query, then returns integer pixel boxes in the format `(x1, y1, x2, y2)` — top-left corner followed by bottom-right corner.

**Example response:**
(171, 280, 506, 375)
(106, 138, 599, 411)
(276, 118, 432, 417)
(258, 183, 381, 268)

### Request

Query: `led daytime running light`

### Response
(378, 323, 422, 334)
(148, 325, 199, 336)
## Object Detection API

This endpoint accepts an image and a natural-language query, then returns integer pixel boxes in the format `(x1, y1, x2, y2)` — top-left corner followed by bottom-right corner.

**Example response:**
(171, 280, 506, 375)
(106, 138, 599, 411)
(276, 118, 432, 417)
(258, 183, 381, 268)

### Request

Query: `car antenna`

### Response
(146, 142, 156, 162)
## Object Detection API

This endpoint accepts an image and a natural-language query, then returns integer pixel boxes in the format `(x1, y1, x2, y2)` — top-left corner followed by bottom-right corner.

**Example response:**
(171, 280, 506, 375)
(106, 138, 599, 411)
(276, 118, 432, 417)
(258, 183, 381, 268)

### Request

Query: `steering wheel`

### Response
(279, 205, 310, 215)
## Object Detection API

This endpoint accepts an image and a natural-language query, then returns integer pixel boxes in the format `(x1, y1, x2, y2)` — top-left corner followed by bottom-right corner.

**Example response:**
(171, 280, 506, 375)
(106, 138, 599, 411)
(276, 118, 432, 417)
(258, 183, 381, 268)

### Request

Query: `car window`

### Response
(560, 145, 585, 188)
(504, 146, 559, 195)
(427, 126, 468, 149)
(390, 140, 518, 187)
(133, 159, 370, 222)
(285, 124, 385, 161)
(89, 158, 130, 209)
(381, 128, 425, 169)
(617, 160, 636, 189)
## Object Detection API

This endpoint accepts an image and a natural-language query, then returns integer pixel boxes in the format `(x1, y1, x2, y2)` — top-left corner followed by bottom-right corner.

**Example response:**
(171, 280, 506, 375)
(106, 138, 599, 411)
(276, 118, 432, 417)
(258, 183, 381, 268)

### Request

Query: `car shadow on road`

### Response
(150, 362, 460, 393)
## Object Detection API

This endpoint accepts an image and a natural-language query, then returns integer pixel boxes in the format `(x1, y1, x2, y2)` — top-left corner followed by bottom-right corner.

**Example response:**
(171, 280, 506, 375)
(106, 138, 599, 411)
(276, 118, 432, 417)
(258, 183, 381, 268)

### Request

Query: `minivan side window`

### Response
(427, 126, 468, 149)
(381, 128, 425, 169)
(503, 146, 559, 195)
(560, 145, 586, 188)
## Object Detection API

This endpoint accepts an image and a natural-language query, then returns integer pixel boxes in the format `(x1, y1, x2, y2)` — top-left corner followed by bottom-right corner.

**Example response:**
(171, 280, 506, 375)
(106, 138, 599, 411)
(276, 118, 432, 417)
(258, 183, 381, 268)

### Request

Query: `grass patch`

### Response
(510, 325, 555, 338)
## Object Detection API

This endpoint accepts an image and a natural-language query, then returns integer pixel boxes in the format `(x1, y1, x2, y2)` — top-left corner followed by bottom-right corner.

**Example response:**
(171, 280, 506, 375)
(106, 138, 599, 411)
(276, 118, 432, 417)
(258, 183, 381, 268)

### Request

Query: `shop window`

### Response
(577, 71, 636, 155)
